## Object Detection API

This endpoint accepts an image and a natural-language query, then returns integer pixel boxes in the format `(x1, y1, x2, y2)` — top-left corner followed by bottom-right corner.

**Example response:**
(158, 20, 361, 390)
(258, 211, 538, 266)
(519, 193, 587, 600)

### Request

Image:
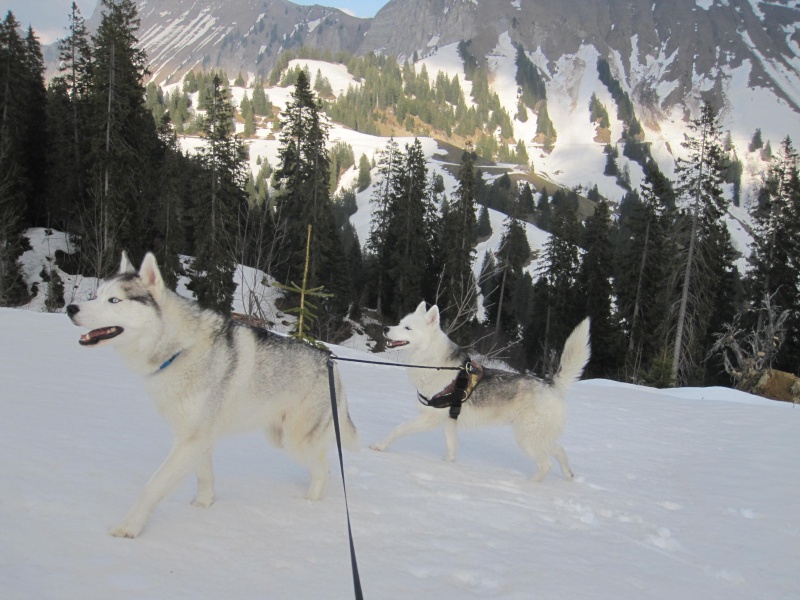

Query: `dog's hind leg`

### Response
(514, 427, 553, 482)
(299, 447, 329, 501)
(191, 448, 215, 508)
(111, 433, 212, 538)
(551, 443, 574, 480)
(370, 411, 442, 453)
(443, 418, 458, 462)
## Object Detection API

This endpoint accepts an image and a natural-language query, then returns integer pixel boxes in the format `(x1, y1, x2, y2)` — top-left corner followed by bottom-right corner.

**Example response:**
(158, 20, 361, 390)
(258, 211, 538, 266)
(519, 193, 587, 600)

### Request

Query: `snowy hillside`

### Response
(1, 307, 798, 599)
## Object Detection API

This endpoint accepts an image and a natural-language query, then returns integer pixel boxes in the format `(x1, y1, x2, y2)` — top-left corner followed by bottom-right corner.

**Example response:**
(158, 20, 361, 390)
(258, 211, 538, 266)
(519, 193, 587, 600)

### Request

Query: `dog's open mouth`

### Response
(386, 340, 409, 348)
(79, 326, 124, 346)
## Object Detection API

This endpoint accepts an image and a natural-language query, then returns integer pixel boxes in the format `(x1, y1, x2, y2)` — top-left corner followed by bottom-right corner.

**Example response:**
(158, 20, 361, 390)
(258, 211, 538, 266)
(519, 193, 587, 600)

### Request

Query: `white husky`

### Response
(372, 302, 590, 481)
(67, 252, 358, 538)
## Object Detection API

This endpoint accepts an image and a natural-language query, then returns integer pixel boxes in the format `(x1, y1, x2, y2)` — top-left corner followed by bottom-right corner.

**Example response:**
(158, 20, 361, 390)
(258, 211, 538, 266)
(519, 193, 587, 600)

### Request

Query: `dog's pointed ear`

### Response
(138, 252, 164, 291)
(119, 251, 135, 274)
(425, 305, 440, 328)
(415, 301, 427, 316)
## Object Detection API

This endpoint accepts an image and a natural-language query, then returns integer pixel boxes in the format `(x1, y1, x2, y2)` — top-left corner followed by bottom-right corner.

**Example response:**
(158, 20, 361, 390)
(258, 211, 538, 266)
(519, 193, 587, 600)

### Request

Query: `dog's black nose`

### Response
(383, 326, 390, 334)
(66, 304, 79, 317)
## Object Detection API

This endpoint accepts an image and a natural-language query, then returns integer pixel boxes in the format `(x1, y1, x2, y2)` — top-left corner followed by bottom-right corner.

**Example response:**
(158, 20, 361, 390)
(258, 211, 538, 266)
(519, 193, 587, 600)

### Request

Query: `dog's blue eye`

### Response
(109, 297, 121, 304)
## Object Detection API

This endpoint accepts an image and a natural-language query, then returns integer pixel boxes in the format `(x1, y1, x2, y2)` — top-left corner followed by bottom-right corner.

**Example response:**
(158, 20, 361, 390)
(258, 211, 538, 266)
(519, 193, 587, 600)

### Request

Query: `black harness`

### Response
(417, 359, 484, 419)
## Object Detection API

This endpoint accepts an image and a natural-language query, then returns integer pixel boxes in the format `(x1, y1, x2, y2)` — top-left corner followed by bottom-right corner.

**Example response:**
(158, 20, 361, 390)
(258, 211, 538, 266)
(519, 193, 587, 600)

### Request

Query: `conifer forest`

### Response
(2, 0, 799, 393)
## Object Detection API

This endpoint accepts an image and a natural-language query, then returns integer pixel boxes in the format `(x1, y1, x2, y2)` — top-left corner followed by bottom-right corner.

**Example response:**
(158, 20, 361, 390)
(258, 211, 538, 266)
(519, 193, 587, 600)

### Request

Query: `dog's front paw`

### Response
(369, 442, 386, 452)
(191, 496, 214, 508)
(110, 523, 140, 538)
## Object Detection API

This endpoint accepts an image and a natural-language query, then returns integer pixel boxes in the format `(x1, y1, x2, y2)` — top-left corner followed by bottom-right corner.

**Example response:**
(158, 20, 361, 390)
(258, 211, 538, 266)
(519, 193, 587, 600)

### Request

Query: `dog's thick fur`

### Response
(67, 252, 358, 538)
(371, 302, 589, 481)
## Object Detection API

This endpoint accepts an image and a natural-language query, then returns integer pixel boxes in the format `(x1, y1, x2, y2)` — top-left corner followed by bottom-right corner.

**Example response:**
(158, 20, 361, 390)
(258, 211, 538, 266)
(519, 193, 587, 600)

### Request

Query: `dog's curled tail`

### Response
(552, 318, 591, 393)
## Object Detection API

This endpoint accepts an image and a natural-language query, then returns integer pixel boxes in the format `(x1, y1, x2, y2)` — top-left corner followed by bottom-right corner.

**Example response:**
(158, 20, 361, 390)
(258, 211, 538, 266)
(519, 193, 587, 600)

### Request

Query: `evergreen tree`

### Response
(251, 79, 272, 115)
(525, 196, 582, 373)
(489, 203, 530, 342)
(84, 0, 156, 276)
(385, 138, 433, 319)
(476, 205, 492, 239)
(578, 199, 620, 377)
(188, 75, 248, 314)
(670, 101, 737, 385)
(748, 128, 763, 153)
(48, 2, 92, 230)
(366, 137, 401, 313)
(273, 70, 349, 318)
(746, 136, 800, 372)
(20, 27, 48, 225)
(536, 187, 551, 230)
(439, 145, 479, 326)
(356, 152, 371, 192)
(240, 92, 256, 137)
(614, 185, 672, 381)
(0, 12, 39, 305)
(151, 118, 186, 290)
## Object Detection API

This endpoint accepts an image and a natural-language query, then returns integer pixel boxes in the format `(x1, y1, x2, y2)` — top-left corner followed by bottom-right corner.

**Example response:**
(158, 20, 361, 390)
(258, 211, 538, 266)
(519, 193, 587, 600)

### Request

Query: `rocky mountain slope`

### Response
(47, 0, 800, 205)
(68, 0, 800, 120)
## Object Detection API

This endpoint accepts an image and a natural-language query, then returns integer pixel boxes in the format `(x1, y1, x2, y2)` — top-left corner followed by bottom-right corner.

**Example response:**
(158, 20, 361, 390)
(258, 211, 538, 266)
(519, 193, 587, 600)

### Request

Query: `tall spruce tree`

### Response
(438, 144, 478, 327)
(0, 12, 37, 305)
(84, 0, 156, 276)
(746, 136, 800, 372)
(578, 199, 619, 377)
(670, 101, 737, 385)
(366, 137, 401, 313)
(385, 138, 433, 319)
(489, 199, 530, 343)
(47, 3, 92, 230)
(525, 196, 582, 374)
(20, 27, 48, 225)
(614, 185, 672, 380)
(189, 75, 247, 314)
(273, 69, 349, 318)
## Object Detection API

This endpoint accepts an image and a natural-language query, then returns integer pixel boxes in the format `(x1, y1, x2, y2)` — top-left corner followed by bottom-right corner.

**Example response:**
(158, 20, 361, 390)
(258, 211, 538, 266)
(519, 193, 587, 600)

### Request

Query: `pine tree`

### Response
(20, 27, 48, 225)
(273, 70, 349, 319)
(578, 199, 619, 377)
(356, 152, 371, 192)
(489, 201, 530, 342)
(746, 136, 800, 372)
(670, 101, 737, 385)
(438, 144, 479, 327)
(366, 137, 401, 313)
(151, 119, 186, 290)
(188, 75, 248, 314)
(84, 0, 156, 276)
(47, 2, 93, 230)
(240, 92, 255, 137)
(525, 196, 582, 373)
(476, 205, 492, 239)
(385, 138, 433, 319)
(748, 128, 763, 153)
(0, 12, 37, 305)
(614, 185, 672, 380)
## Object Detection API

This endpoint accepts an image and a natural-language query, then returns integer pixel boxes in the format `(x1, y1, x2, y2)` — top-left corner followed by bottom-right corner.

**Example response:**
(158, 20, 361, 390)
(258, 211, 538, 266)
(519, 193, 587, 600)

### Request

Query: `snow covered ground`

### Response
(1, 306, 798, 599)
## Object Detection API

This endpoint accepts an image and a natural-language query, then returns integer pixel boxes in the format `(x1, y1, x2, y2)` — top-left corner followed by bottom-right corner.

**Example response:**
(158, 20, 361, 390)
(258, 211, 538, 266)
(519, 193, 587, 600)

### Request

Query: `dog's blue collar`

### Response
(157, 351, 181, 372)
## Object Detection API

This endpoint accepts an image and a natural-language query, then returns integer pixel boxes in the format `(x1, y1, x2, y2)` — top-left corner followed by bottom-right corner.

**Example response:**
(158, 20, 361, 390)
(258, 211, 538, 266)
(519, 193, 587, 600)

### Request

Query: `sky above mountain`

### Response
(5, 0, 391, 45)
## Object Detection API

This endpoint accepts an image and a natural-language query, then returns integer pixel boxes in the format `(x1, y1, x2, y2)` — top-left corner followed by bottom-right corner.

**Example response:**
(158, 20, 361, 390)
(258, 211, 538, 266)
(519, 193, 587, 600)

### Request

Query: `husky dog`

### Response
(66, 252, 358, 538)
(371, 301, 589, 481)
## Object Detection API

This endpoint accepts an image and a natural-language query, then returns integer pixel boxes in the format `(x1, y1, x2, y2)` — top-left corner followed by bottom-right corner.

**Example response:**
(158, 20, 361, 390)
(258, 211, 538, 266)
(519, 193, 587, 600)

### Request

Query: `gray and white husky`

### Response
(67, 252, 358, 538)
(371, 301, 589, 481)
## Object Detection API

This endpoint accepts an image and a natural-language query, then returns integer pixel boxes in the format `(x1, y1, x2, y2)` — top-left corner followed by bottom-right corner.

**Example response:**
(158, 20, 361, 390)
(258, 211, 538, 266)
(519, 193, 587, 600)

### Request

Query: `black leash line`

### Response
(329, 354, 464, 372)
(324, 353, 466, 599)
(326, 357, 364, 600)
